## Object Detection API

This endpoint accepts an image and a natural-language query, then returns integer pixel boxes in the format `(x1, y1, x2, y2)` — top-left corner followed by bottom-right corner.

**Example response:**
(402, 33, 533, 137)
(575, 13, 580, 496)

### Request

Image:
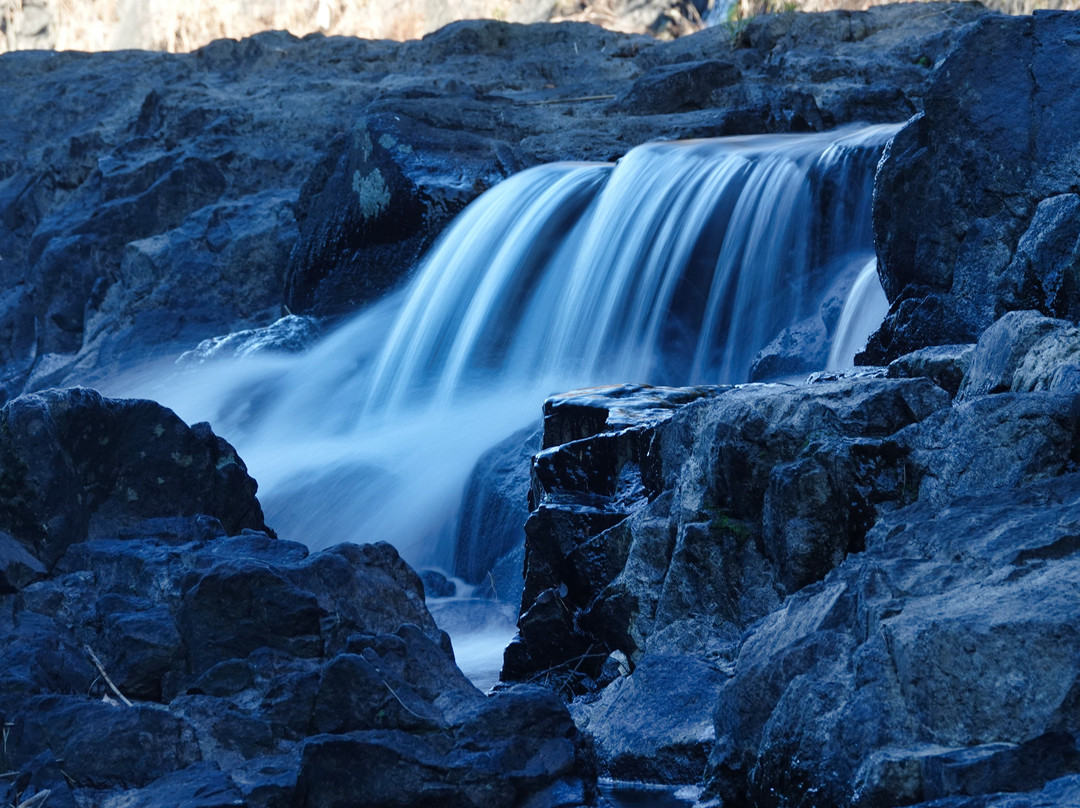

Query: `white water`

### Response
(827, 256, 891, 370)
(107, 126, 897, 679)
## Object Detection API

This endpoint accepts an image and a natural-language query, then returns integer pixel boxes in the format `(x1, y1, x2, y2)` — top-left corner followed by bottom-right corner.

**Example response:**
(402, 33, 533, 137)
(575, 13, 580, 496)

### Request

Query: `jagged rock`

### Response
(505, 377, 951, 779)
(958, 310, 1080, 400)
(706, 472, 1080, 808)
(886, 343, 974, 398)
(0, 387, 267, 570)
(868, 11, 1080, 362)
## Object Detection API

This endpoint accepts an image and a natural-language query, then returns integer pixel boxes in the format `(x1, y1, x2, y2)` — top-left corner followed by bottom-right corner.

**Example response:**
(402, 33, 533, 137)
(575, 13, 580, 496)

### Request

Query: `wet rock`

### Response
(420, 568, 457, 598)
(749, 312, 829, 382)
(869, 11, 1080, 362)
(175, 314, 323, 366)
(454, 424, 541, 587)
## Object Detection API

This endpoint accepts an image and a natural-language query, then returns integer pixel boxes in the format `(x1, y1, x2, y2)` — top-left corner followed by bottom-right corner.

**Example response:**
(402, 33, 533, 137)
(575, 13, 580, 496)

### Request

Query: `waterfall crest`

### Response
(113, 124, 898, 570)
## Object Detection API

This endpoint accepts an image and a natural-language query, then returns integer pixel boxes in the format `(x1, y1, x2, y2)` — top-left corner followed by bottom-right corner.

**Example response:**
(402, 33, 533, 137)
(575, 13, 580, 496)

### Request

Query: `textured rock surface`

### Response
(0, 386, 268, 570)
(0, 3, 985, 399)
(867, 10, 1080, 362)
(508, 346, 1080, 799)
(0, 390, 595, 808)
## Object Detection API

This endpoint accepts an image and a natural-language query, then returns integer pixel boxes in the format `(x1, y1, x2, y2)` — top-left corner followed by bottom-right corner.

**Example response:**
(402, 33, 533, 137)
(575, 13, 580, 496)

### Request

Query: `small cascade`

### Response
(827, 256, 891, 370)
(113, 124, 899, 578)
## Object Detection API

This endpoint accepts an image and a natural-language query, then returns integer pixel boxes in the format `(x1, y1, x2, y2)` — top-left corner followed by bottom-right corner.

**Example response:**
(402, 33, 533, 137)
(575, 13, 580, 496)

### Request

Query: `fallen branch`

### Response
(517, 94, 616, 106)
(17, 790, 51, 808)
(83, 645, 133, 707)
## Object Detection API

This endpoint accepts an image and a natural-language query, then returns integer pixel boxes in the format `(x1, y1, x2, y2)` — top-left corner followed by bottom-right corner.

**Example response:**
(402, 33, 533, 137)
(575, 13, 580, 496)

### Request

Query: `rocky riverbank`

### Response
(506, 9, 1080, 807)
(2, 3, 1079, 808)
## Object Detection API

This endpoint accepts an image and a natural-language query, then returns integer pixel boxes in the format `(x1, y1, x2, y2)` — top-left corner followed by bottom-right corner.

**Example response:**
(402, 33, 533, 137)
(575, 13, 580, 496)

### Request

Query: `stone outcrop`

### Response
(506, 320, 1080, 801)
(866, 10, 1080, 362)
(0, 389, 595, 808)
(0, 3, 985, 400)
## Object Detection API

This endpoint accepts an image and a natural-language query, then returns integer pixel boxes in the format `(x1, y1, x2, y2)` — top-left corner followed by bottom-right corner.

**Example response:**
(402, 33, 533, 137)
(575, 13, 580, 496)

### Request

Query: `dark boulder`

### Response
(0, 388, 595, 807)
(0, 387, 268, 570)
(285, 112, 518, 317)
(868, 11, 1080, 362)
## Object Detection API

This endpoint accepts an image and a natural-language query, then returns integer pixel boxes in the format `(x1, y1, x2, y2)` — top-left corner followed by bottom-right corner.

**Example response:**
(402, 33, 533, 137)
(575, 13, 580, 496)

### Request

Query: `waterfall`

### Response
(111, 124, 898, 577)
(827, 256, 891, 371)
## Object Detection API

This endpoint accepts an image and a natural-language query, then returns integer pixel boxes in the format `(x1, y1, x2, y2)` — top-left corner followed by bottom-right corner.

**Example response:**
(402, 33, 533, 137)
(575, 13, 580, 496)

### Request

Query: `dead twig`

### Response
(516, 94, 616, 106)
(17, 790, 51, 808)
(83, 645, 132, 707)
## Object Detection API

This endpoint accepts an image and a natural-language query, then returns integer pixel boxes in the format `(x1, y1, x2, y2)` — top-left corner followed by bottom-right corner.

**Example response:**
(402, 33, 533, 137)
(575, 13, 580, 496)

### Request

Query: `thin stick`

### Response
(83, 645, 133, 707)
(517, 94, 616, 106)
(18, 790, 51, 808)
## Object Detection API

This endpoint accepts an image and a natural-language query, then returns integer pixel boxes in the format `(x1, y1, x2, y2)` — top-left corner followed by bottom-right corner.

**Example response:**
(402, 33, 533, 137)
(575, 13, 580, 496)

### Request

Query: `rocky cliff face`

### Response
(503, 9, 1080, 806)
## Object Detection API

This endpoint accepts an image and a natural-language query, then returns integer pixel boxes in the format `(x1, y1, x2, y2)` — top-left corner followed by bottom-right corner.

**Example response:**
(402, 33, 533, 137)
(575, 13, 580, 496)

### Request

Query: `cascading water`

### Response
(109, 124, 897, 687)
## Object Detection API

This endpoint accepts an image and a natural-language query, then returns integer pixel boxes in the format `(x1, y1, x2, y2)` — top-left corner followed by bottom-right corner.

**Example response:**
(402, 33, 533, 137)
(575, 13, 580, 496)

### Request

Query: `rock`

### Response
(614, 59, 742, 115)
(175, 314, 323, 367)
(868, 11, 1080, 362)
(419, 568, 457, 598)
(706, 472, 1080, 807)
(749, 312, 829, 382)
(886, 343, 974, 398)
(505, 377, 948, 713)
(958, 310, 1080, 400)
(454, 424, 541, 586)
(0, 387, 594, 807)
(898, 391, 1080, 509)
(0, 387, 268, 570)
(284, 113, 518, 317)
(8, 696, 202, 788)
(570, 653, 726, 782)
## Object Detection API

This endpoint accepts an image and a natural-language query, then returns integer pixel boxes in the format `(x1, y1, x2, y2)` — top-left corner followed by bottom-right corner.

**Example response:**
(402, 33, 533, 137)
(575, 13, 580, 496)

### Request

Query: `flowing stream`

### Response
(109, 123, 898, 687)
